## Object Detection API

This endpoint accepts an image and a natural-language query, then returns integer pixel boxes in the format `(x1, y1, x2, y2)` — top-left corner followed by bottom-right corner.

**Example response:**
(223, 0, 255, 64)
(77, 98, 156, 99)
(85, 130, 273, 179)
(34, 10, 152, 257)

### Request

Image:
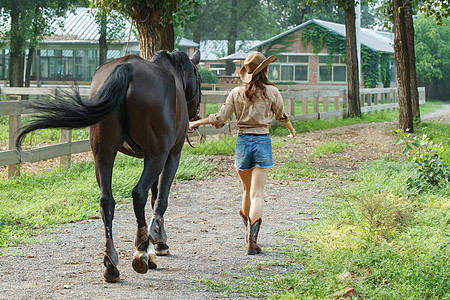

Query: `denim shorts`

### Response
(234, 133, 273, 170)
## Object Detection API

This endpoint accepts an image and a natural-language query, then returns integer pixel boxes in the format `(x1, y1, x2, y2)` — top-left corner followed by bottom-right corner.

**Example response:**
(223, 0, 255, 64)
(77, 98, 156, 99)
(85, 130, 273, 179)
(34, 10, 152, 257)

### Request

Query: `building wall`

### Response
(257, 27, 395, 88)
(0, 43, 195, 84)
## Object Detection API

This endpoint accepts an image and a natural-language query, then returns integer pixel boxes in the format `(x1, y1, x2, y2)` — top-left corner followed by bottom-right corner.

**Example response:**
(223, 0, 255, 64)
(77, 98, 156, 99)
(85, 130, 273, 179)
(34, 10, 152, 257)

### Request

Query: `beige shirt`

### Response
(208, 85, 290, 134)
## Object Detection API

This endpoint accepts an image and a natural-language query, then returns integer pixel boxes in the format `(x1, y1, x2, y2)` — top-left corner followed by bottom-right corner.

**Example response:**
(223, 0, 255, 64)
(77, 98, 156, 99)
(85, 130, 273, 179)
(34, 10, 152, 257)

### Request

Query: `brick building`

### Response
(251, 19, 396, 88)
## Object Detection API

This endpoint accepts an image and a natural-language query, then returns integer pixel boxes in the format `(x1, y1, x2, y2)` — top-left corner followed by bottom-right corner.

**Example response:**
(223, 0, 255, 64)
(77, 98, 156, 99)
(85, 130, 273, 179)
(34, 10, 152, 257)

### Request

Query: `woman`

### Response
(189, 52, 295, 255)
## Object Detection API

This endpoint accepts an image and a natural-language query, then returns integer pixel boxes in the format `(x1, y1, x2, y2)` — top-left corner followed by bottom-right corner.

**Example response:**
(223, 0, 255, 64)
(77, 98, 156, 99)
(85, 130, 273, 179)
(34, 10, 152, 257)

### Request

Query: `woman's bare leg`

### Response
(237, 169, 252, 217)
(237, 167, 270, 220)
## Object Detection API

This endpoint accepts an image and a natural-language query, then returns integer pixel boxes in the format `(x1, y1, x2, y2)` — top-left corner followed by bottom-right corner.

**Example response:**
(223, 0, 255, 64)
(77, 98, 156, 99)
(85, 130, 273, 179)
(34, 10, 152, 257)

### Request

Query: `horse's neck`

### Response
(153, 56, 184, 88)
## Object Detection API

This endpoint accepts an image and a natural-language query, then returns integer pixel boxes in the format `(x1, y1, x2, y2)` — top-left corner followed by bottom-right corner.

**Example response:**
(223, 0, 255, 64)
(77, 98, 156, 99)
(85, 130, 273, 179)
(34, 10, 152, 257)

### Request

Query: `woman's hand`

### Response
(288, 128, 296, 138)
(189, 121, 198, 131)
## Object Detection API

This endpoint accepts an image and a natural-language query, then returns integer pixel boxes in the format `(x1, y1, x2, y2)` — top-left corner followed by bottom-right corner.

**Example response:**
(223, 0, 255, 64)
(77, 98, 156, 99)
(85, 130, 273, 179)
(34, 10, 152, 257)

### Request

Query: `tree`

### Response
(91, 10, 128, 66)
(393, 0, 413, 132)
(270, 0, 345, 28)
(404, 1, 420, 124)
(418, 0, 449, 25)
(90, 0, 198, 60)
(414, 16, 450, 100)
(305, 0, 362, 118)
(0, 0, 74, 87)
(342, 1, 361, 118)
(184, 0, 274, 75)
(98, 13, 108, 65)
(378, 0, 449, 130)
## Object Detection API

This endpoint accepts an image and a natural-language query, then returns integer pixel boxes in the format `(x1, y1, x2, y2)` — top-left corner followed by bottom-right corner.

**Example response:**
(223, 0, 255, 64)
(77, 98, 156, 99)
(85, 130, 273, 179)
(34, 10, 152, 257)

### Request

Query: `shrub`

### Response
(396, 130, 450, 191)
(198, 67, 218, 84)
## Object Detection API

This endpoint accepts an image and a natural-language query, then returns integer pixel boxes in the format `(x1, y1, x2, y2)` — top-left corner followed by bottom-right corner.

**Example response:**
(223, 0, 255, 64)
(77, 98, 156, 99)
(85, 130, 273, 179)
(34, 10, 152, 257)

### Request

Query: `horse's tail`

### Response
(15, 63, 134, 150)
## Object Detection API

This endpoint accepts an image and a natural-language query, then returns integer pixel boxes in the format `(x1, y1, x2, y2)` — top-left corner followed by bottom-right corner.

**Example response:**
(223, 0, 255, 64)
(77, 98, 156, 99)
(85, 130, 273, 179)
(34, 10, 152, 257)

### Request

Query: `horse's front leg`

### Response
(94, 150, 120, 283)
(150, 182, 169, 256)
(131, 156, 165, 274)
(149, 150, 182, 254)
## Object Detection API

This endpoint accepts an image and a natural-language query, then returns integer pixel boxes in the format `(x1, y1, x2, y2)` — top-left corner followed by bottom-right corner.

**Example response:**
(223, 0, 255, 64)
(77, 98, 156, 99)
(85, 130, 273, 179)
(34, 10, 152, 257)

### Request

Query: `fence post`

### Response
(323, 97, 329, 115)
(342, 90, 348, 110)
(60, 129, 72, 167)
(302, 98, 308, 115)
(8, 114, 20, 178)
(334, 96, 339, 120)
(313, 97, 319, 115)
(393, 90, 398, 111)
(199, 102, 206, 118)
(286, 98, 295, 116)
(360, 93, 365, 113)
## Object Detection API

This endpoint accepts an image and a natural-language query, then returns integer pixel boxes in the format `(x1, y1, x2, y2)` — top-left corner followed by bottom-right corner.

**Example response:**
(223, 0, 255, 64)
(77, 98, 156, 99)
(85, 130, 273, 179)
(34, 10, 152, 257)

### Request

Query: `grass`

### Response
(311, 140, 351, 158)
(198, 121, 450, 299)
(0, 99, 445, 247)
(0, 150, 214, 247)
(270, 159, 324, 180)
(1, 99, 449, 296)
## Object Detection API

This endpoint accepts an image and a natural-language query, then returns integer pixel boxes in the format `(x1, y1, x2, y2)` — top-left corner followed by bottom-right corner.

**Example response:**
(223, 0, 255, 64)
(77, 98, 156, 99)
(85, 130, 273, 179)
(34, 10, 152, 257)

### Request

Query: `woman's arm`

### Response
(189, 117, 210, 130)
(284, 119, 296, 138)
(189, 88, 236, 131)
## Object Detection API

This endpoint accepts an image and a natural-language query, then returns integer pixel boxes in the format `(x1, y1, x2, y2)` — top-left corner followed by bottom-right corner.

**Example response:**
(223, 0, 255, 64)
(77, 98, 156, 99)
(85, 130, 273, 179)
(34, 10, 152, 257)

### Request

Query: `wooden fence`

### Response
(0, 86, 425, 178)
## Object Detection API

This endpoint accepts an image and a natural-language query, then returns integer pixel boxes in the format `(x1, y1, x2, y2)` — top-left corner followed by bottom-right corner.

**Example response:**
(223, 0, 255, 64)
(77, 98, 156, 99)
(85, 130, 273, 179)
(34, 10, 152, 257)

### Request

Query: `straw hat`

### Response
(239, 52, 277, 83)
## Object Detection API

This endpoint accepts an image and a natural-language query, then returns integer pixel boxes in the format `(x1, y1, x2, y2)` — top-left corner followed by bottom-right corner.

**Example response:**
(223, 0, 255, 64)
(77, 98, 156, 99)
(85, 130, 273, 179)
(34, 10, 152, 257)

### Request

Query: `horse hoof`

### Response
(148, 252, 157, 269)
(132, 251, 156, 274)
(155, 243, 170, 256)
(104, 268, 120, 283)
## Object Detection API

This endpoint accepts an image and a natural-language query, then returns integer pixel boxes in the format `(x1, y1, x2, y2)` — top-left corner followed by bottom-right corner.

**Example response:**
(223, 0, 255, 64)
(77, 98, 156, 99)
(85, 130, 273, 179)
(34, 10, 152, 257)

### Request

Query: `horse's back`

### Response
(126, 59, 179, 152)
(89, 55, 181, 157)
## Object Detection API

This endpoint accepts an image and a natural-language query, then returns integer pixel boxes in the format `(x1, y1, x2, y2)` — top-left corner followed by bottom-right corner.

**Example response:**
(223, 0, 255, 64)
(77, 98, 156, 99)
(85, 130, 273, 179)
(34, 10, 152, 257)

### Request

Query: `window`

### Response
(333, 66, 346, 82)
(281, 65, 293, 81)
(319, 66, 332, 82)
(0, 50, 9, 80)
(268, 64, 280, 81)
(289, 55, 308, 63)
(390, 58, 396, 83)
(318, 55, 347, 82)
(267, 54, 308, 82)
(295, 65, 307, 81)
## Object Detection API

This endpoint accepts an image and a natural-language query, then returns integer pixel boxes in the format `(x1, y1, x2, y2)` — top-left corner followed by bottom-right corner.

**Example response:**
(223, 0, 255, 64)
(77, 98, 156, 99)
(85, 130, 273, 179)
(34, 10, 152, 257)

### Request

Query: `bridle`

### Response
(185, 62, 204, 148)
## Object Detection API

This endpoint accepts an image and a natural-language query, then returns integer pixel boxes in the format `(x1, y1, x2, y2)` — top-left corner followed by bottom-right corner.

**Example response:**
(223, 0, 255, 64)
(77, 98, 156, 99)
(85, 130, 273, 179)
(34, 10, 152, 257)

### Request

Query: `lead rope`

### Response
(186, 127, 205, 148)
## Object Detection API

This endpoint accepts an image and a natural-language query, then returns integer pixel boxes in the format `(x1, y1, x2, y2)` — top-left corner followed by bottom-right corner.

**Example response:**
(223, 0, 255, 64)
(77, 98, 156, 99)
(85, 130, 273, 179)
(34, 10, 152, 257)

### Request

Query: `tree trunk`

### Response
(24, 47, 34, 88)
(404, 0, 420, 124)
(226, 0, 238, 75)
(25, 6, 41, 88)
(9, 8, 25, 87)
(134, 8, 174, 60)
(393, 0, 413, 133)
(344, 5, 361, 118)
(99, 14, 108, 65)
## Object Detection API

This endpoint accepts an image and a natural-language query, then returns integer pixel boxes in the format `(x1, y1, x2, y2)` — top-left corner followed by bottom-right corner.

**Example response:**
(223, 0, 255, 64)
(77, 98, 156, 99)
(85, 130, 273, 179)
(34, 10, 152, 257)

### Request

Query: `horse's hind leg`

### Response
(148, 150, 182, 254)
(150, 182, 169, 256)
(94, 149, 120, 283)
(131, 156, 166, 274)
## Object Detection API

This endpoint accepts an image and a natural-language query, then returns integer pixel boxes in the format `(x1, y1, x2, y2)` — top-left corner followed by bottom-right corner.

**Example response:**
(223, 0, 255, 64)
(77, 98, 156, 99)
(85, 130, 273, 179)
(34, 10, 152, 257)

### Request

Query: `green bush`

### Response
(396, 130, 450, 191)
(198, 67, 218, 84)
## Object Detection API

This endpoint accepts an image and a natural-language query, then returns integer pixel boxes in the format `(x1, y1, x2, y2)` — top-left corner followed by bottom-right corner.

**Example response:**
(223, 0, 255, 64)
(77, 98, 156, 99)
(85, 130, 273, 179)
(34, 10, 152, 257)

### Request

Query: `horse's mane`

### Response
(152, 50, 191, 76)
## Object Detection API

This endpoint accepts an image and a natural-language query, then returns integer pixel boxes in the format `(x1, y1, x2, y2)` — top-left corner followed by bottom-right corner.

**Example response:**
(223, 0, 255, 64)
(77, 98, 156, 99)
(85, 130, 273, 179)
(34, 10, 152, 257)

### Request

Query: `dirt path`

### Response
(0, 106, 448, 299)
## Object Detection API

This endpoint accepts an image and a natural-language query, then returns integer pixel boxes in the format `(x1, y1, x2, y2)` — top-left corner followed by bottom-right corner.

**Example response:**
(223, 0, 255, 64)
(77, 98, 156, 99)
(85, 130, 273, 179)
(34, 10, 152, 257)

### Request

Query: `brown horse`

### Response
(16, 50, 202, 282)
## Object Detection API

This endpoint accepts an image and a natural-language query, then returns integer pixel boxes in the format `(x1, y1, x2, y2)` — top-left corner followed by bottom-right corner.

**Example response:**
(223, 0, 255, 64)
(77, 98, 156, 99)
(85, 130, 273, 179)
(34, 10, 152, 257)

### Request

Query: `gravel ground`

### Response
(0, 105, 448, 300)
(0, 177, 322, 300)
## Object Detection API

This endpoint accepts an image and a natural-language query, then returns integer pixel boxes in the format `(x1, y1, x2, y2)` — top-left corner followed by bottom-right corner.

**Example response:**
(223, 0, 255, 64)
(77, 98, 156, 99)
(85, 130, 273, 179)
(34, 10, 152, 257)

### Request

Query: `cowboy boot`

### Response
(247, 218, 262, 255)
(239, 210, 248, 242)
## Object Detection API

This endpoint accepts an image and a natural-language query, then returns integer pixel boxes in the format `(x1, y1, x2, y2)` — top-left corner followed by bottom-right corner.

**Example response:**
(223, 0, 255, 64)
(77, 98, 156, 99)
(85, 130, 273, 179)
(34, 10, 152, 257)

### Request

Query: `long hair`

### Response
(243, 67, 274, 103)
